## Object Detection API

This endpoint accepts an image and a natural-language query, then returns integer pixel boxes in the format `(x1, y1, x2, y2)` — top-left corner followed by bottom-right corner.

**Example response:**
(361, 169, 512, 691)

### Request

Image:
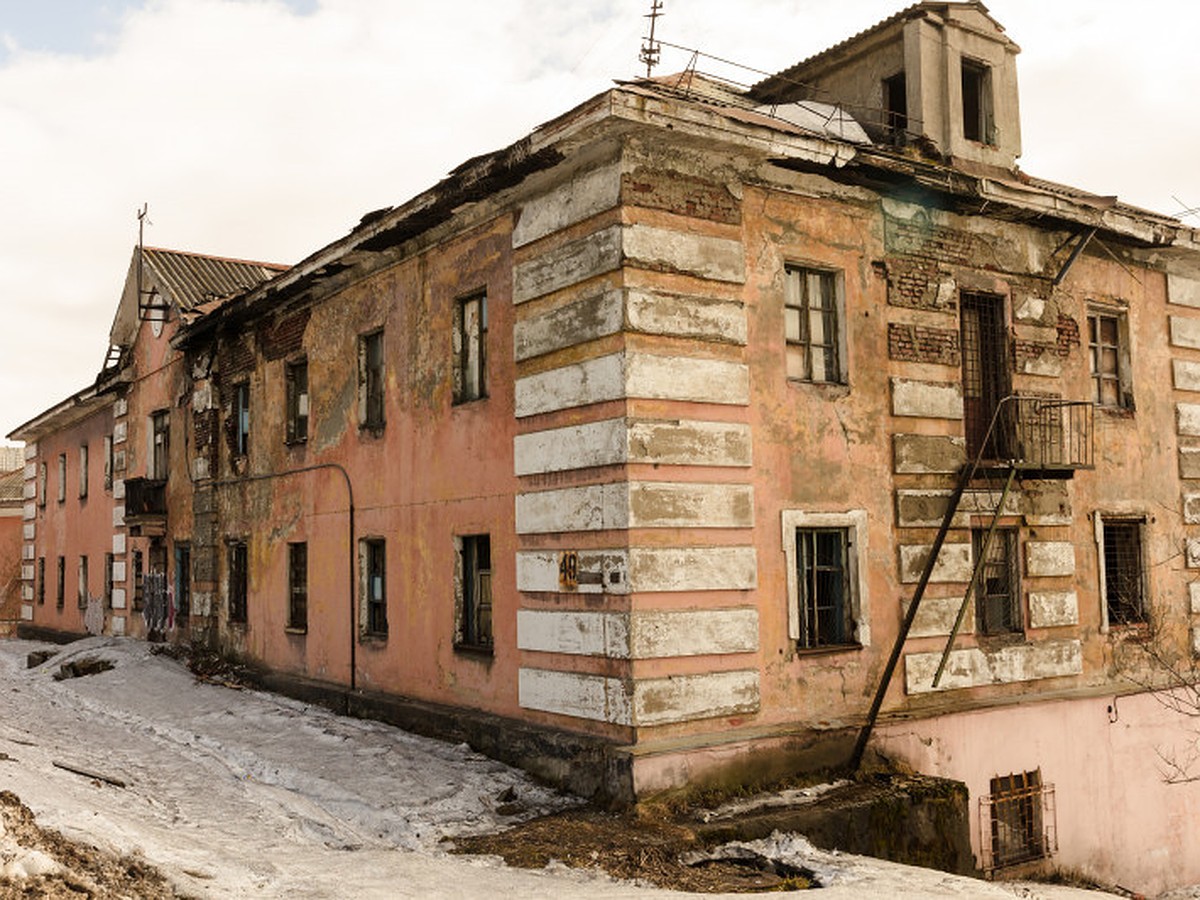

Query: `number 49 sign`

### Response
(558, 551, 579, 590)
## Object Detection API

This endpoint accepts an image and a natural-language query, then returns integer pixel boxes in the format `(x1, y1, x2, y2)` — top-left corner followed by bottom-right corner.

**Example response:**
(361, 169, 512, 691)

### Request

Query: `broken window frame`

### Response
(232, 383, 250, 458)
(1097, 515, 1147, 629)
(960, 57, 995, 145)
(1087, 307, 1133, 410)
(359, 330, 385, 432)
(285, 358, 309, 445)
(57, 453, 66, 503)
(77, 555, 88, 609)
(174, 544, 190, 622)
(973, 526, 1022, 636)
(784, 265, 844, 385)
(150, 410, 170, 480)
(227, 540, 248, 624)
(455, 534, 493, 652)
(453, 293, 488, 404)
(288, 541, 308, 632)
(78, 443, 88, 499)
(360, 537, 387, 638)
(981, 769, 1056, 872)
(782, 510, 869, 652)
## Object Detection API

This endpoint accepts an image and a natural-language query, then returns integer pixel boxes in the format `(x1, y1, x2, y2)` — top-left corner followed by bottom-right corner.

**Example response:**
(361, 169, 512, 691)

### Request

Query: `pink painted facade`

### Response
(12, 2, 1200, 891)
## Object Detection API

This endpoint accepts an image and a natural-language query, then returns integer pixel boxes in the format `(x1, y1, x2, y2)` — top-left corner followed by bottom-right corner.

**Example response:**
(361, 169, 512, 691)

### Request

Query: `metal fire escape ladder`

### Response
(850, 396, 1019, 771)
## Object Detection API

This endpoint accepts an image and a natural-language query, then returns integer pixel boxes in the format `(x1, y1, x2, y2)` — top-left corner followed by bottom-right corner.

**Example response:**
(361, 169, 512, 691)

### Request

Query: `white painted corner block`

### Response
(514, 419, 627, 476)
(1029, 591, 1079, 628)
(512, 159, 621, 249)
(1190, 582, 1200, 615)
(1178, 403, 1200, 437)
(1025, 541, 1075, 577)
(898, 542, 972, 584)
(516, 549, 630, 594)
(112, 533, 126, 555)
(110, 615, 126, 636)
(515, 545, 756, 594)
(517, 610, 630, 658)
(519, 669, 632, 724)
(1188, 539, 1200, 570)
(905, 639, 1083, 694)
(111, 588, 126, 610)
(628, 482, 754, 529)
(890, 378, 964, 420)
(1169, 273, 1200, 309)
(1171, 315, 1200, 351)
(513, 290, 624, 361)
(20, 604, 33, 621)
(516, 607, 758, 659)
(515, 353, 624, 418)
(1194, 626, 1200, 659)
(622, 223, 746, 285)
(1174, 360, 1200, 394)
(515, 483, 629, 534)
(512, 224, 623, 305)
(625, 289, 748, 346)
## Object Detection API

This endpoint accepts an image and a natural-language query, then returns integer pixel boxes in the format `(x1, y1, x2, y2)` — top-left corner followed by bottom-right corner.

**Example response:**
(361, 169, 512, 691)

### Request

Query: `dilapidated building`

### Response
(12, 2, 1200, 891)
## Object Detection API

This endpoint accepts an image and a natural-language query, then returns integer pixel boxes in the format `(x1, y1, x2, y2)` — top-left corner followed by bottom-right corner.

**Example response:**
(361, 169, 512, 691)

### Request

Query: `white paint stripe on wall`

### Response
(517, 481, 753, 534)
(905, 639, 1082, 694)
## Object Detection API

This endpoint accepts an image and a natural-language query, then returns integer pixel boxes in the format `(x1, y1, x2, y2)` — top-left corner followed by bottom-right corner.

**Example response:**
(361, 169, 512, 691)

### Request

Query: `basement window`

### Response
(455, 534, 493, 652)
(361, 538, 387, 637)
(981, 769, 1056, 872)
(1088, 308, 1133, 409)
(974, 527, 1021, 635)
(453, 293, 488, 404)
(782, 509, 869, 651)
(961, 58, 994, 145)
(227, 540, 247, 624)
(288, 541, 307, 632)
(784, 266, 844, 385)
(285, 358, 309, 444)
(1099, 517, 1146, 627)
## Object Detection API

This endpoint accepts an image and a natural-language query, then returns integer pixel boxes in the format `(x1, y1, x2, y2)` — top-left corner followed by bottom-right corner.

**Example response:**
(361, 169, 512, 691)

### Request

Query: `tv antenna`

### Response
(639, 0, 663, 78)
(1172, 195, 1200, 221)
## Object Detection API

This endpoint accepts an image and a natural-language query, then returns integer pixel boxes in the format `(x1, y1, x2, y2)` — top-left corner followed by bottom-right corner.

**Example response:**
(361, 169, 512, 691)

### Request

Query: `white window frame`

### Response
(782, 509, 870, 648)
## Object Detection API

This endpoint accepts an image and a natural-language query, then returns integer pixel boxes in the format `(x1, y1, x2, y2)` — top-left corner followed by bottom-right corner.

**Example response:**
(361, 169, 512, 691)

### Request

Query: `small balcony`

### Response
(978, 396, 1094, 478)
(124, 477, 167, 535)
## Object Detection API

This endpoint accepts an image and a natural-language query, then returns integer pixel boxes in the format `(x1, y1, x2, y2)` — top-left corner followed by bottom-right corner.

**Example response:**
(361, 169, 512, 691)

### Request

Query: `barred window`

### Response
(361, 538, 387, 637)
(981, 769, 1056, 872)
(974, 527, 1021, 635)
(795, 528, 855, 650)
(1102, 518, 1145, 625)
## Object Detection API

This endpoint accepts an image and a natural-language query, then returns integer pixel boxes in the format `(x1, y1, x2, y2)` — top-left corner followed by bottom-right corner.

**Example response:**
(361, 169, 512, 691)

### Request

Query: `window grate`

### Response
(796, 528, 853, 649)
(980, 770, 1056, 872)
(1103, 519, 1145, 625)
(974, 527, 1020, 635)
(960, 292, 1010, 460)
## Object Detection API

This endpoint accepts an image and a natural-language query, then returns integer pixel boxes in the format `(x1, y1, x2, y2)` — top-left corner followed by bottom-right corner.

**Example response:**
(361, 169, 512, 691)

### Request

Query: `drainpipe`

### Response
(205, 462, 357, 691)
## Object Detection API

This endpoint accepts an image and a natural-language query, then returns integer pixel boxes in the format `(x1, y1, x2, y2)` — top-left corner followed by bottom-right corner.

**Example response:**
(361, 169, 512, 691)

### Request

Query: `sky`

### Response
(1, 0, 1197, 438)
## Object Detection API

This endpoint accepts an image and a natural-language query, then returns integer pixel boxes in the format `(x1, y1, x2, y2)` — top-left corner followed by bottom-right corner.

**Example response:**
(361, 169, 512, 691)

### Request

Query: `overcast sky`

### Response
(2, 0, 1197, 439)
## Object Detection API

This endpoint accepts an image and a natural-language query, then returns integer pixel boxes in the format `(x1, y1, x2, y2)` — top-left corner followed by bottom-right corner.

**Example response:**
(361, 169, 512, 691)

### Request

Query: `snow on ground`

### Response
(0, 636, 1136, 898)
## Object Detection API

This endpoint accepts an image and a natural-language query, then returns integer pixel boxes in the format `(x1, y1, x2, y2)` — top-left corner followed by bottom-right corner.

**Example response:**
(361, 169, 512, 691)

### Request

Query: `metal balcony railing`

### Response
(984, 396, 1094, 472)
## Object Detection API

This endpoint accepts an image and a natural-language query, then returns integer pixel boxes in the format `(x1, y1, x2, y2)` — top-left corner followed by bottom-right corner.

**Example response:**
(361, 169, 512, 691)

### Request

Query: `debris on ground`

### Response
(52, 656, 115, 681)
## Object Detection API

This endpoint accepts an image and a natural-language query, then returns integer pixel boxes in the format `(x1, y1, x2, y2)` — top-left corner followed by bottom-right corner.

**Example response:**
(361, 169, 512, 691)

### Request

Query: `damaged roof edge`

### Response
(7, 382, 111, 443)
(174, 90, 618, 350)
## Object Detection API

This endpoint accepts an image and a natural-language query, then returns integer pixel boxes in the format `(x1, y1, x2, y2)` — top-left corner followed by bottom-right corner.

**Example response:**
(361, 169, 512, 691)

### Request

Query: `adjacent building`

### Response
(11, 2, 1200, 891)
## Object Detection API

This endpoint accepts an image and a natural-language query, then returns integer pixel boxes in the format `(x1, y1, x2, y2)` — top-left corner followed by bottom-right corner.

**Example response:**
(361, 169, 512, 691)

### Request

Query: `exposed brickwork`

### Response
(1056, 314, 1081, 356)
(884, 257, 954, 311)
(218, 336, 255, 378)
(193, 407, 219, 481)
(621, 169, 741, 225)
(889, 323, 961, 366)
(1012, 338, 1055, 367)
(886, 215, 980, 265)
(259, 309, 311, 362)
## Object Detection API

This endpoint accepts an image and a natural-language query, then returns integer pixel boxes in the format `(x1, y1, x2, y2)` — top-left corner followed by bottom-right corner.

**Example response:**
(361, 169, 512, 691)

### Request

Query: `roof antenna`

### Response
(639, 0, 663, 78)
(135, 203, 167, 323)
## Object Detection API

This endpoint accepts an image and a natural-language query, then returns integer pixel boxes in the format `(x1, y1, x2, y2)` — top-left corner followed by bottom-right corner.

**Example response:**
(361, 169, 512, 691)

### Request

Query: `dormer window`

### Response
(961, 58, 994, 145)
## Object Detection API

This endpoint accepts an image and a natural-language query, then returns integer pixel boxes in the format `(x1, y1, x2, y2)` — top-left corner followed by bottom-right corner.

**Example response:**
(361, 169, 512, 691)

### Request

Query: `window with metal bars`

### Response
(974, 527, 1021, 635)
(795, 528, 855, 649)
(982, 769, 1055, 871)
(287, 542, 307, 631)
(1103, 518, 1145, 625)
(960, 292, 1010, 459)
(784, 266, 842, 384)
(1088, 309, 1132, 409)
(361, 538, 387, 637)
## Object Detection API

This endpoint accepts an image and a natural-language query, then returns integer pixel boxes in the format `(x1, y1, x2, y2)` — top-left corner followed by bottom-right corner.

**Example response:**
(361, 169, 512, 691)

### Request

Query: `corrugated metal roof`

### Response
(142, 247, 288, 312)
(0, 469, 23, 504)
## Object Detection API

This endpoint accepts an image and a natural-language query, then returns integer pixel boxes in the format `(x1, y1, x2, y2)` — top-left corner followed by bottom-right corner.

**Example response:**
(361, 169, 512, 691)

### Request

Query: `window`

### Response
(36, 557, 44, 605)
(103, 435, 114, 490)
(56, 556, 64, 609)
(104, 553, 114, 608)
(38, 462, 46, 507)
(1100, 517, 1146, 626)
(361, 538, 386, 636)
(288, 542, 307, 631)
(1088, 309, 1132, 409)
(974, 527, 1021, 635)
(454, 293, 488, 403)
(228, 541, 248, 623)
(285, 359, 309, 444)
(883, 71, 907, 138)
(982, 770, 1055, 872)
(57, 454, 66, 503)
(78, 444, 88, 498)
(359, 331, 385, 430)
(174, 545, 190, 622)
(77, 556, 88, 609)
(233, 383, 250, 457)
(960, 292, 1010, 459)
(151, 410, 170, 480)
(783, 510, 869, 650)
(961, 58, 994, 144)
(784, 266, 842, 384)
(456, 535, 493, 650)
(132, 549, 144, 610)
